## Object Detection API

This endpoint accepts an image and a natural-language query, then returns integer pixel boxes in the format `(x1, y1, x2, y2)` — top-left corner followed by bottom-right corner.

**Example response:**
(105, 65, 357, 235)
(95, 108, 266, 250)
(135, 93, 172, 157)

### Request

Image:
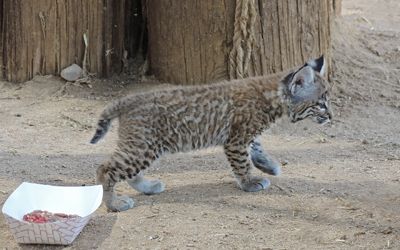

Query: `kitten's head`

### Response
(282, 55, 332, 124)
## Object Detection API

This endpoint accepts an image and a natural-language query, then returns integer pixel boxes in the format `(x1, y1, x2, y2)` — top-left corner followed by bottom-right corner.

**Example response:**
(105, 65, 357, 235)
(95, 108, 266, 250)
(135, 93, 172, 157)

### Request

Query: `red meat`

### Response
(23, 210, 79, 223)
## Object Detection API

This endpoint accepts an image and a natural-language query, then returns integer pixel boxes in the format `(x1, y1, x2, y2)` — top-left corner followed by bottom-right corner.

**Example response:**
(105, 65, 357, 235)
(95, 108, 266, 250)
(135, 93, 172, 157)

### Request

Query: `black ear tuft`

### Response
(306, 55, 325, 75)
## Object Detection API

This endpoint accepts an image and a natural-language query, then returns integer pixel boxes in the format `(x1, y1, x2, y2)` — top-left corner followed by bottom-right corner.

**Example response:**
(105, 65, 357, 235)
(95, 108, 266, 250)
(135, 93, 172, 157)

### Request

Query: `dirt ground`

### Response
(1, 0, 400, 249)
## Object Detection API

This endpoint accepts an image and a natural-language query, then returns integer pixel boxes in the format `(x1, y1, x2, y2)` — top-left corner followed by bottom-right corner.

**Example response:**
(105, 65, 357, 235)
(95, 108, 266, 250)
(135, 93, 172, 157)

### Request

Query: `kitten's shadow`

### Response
(143, 176, 396, 209)
(136, 177, 399, 231)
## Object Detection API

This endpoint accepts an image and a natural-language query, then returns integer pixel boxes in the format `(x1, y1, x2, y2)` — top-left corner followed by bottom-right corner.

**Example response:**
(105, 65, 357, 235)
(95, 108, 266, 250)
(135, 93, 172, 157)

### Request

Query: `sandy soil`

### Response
(1, 0, 400, 249)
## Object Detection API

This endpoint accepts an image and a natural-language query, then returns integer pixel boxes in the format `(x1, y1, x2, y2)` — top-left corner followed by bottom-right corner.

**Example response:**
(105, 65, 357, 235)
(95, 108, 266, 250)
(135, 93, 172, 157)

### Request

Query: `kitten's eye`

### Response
(295, 79, 303, 85)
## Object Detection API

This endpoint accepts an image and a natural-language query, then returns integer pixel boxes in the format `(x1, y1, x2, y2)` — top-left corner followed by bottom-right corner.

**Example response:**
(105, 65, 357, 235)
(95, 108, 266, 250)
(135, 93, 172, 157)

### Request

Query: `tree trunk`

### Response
(333, 0, 342, 16)
(146, 0, 336, 85)
(146, 0, 233, 84)
(0, 0, 142, 82)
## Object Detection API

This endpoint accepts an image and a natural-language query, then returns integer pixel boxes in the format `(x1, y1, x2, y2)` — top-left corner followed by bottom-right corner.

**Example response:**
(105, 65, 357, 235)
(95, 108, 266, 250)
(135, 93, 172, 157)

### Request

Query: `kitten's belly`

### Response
(182, 133, 229, 152)
(170, 119, 230, 153)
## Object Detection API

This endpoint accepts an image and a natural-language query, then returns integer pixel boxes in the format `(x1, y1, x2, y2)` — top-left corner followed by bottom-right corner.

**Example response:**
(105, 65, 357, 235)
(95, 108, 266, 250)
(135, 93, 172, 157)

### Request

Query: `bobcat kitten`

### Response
(91, 55, 332, 212)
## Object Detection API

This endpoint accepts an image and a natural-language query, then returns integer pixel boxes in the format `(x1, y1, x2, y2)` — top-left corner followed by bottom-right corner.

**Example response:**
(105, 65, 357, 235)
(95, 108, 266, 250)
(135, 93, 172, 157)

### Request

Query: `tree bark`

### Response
(333, 0, 342, 16)
(146, 0, 336, 85)
(0, 0, 141, 82)
(146, 0, 233, 84)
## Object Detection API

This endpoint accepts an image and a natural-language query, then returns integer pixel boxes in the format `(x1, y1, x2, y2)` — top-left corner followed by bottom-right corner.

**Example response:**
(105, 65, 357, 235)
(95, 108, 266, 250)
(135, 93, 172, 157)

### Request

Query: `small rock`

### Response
(362, 139, 369, 145)
(148, 235, 159, 240)
(15, 114, 22, 117)
(60, 64, 83, 82)
(281, 160, 289, 166)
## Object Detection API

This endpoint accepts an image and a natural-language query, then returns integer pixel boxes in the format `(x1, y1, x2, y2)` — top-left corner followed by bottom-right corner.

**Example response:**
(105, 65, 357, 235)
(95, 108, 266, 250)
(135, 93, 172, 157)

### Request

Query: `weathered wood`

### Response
(146, 0, 234, 84)
(0, 0, 138, 82)
(146, 0, 336, 85)
(124, 0, 144, 59)
(0, 0, 338, 83)
(333, 0, 342, 16)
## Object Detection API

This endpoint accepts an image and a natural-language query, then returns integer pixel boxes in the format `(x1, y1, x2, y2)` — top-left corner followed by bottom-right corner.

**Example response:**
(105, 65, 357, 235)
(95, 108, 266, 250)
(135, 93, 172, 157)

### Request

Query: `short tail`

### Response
(90, 119, 112, 144)
(90, 99, 123, 144)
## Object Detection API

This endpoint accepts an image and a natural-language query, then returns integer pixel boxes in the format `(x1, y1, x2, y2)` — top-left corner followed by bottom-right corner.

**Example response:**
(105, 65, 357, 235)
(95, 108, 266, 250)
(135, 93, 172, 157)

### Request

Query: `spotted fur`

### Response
(91, 55, 332, 212)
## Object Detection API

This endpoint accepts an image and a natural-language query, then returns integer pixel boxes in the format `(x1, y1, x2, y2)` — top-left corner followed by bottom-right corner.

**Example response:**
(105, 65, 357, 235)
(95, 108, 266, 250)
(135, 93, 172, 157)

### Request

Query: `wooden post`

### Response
(146, 0, 336, 85)
(0, 0, 138, 82)
(146, 0, 233, 85)
(333, 0, 342, 16)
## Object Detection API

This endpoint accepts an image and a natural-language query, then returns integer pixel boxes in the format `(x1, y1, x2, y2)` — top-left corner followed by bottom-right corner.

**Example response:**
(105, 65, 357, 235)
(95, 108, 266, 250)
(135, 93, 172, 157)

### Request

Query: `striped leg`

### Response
(96, 160, 135, 212)
(224, 141, 270, 192)
(96, 145, 164, 212)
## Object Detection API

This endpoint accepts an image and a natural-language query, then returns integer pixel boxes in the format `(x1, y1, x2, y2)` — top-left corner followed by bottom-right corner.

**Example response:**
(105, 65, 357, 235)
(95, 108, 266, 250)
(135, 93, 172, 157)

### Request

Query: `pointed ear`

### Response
(289, 66, 315, 96)
(306, 55, 326, 76)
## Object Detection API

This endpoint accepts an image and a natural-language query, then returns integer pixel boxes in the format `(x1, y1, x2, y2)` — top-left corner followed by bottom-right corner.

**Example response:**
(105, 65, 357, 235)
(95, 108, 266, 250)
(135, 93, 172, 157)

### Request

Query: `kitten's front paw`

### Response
(252, 158, 281, 176)
(107, 195, 134, 212)
(251, 152, 282, 176)
(239, 176, 271, 192)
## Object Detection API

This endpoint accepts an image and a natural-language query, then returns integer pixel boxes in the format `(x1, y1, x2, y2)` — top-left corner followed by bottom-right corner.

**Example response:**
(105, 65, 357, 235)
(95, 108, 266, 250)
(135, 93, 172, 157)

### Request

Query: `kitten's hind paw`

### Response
(239, 176, 271, 192)
(128, 178, 165, 195)
(107, 195, 135, 212)
(142, 180, 165, 195)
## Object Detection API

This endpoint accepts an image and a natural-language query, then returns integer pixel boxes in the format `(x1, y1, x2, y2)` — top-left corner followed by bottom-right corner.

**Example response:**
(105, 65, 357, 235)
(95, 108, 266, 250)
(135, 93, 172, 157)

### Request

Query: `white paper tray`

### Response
(2, 182, 103, 245)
